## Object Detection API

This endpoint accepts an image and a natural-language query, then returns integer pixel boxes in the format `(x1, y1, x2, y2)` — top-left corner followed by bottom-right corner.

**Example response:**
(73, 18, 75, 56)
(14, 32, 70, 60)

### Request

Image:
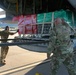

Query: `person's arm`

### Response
(8, 30, 18, 35)
(48, 28, 56, 55)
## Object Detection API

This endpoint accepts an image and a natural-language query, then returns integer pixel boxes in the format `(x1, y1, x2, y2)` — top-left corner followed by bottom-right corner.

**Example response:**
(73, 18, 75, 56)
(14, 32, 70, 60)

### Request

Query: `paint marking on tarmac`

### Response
(0, 59, 51, 75)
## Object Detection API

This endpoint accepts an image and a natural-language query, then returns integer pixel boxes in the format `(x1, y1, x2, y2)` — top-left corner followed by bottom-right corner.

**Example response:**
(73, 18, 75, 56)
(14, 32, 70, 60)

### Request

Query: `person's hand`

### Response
(17, 29, 19, 32)
(14, 29, 19, 34)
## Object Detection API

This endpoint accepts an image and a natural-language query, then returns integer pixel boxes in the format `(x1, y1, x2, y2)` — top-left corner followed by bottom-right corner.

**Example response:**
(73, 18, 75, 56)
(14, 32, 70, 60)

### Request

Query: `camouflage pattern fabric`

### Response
(1, 46, 9, 60)
(0, 30, 15, 63)
(48, 18, 76, 75)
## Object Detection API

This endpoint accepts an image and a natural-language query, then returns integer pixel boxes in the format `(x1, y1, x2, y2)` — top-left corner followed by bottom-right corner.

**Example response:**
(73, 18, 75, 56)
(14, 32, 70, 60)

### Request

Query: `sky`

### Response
(0, 8, 17, 27)
(0, 8, 6, 18)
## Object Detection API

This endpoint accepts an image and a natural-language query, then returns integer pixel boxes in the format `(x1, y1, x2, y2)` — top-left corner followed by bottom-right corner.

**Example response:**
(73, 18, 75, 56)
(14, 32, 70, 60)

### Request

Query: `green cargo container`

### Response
(37, 10, 75, 27)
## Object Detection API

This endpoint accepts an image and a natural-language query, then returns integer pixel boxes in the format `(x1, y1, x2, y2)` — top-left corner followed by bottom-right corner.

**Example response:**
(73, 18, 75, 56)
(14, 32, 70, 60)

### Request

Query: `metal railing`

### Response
(0, 38, 49, 46)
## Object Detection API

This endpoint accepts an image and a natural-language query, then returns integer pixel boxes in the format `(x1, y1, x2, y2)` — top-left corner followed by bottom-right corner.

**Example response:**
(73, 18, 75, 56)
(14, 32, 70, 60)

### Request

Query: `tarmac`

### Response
(0, 33, 76, 75)
(0, 33, 49, 75)
(0, 50, 70, 75)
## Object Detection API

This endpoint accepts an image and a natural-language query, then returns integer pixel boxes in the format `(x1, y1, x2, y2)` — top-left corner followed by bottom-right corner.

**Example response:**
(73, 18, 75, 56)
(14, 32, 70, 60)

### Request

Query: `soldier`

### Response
(0, 26, 18, 65)
(48, 18, 76, 75)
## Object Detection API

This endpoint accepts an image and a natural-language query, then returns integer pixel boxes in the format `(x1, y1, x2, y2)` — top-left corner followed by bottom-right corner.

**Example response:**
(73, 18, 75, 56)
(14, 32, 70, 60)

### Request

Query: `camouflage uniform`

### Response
(48, 18, 76, 75)
(0, 30, 15, 63)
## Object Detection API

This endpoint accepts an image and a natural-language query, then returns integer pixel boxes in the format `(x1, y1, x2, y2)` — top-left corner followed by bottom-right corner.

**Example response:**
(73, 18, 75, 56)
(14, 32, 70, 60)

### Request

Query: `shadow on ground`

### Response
(25, 60, 50, 75)
(0, 64, 5, 67)
(1, 59, 70, 75)
(24, 61, 69, 75)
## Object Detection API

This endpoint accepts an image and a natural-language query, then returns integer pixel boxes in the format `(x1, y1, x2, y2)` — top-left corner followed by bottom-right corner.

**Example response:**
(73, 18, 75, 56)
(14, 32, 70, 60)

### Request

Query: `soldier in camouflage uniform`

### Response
(48, 18, 76, 75)
(0, 26, 17, 65)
